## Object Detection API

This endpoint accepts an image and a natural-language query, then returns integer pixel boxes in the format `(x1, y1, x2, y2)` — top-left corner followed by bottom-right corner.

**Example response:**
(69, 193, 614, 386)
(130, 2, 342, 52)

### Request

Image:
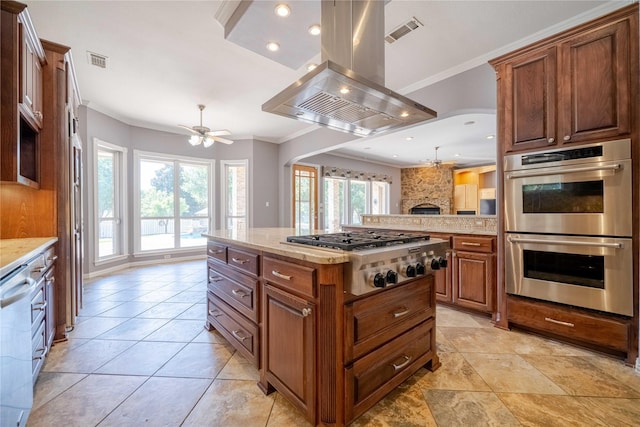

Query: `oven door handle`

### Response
(507, 236, 623, 249)
(506, 163, 621, 179)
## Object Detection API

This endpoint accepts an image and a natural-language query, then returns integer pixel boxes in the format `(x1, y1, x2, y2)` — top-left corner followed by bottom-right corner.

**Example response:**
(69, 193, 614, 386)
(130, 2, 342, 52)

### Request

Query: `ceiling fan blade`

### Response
(206, 129, 231, 137)
(212, 135, 233, 145)
(177, 124, 198, 134)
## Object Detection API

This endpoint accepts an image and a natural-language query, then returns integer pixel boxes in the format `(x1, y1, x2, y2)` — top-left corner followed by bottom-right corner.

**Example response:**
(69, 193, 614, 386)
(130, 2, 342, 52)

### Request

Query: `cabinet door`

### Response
(454, 184, 478, 212)
(434, 251, 452, 303)
(45, 267, 56, 349)
(19, 20, 43, 129)
(502, 47, 557, 152)
(264, 284, 315, 422)
(452, 251, 495, 313)
(558, 20, 630, 144)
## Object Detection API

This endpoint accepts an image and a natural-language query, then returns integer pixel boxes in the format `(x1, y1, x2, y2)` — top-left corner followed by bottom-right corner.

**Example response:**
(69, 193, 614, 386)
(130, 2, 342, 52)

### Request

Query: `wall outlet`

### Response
(266, 201, 270, 207)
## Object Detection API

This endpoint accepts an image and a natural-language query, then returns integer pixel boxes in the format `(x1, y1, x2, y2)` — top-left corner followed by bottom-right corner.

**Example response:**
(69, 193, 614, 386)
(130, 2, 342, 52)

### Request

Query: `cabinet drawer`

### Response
(208, 264, 259, 323)
(345, 319, 435, 422)
(30, 282, 46, 331)
(31, 319, 46, 382)
(227, 247, 259, 277)
(263, 257, 316, 298)
(207, 241, 227, 263)
(452, 235, 494, 253)
(507, 296, 628, 352)
(345, 277, 434, 362)
(207, 293, 259, 366)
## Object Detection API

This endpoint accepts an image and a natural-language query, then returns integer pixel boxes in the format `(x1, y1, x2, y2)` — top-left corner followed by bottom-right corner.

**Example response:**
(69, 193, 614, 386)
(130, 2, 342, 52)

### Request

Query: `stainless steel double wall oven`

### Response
(504, 139, 633, 316)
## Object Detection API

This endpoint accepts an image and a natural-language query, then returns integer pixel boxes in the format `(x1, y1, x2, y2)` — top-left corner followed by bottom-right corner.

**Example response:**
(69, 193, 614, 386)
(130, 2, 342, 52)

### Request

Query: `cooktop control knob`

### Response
(430, 258, 441, 270)
(438, 257, 448, 268)
(386, 270, 398, 284)
(415, 262, 426, 275)
(373, 272, 386, 288)
(405, 265, 416, 278)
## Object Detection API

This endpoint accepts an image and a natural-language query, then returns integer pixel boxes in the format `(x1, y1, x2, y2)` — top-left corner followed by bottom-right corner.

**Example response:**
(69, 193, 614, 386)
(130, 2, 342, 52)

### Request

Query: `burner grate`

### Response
(286, 230, 430, 251)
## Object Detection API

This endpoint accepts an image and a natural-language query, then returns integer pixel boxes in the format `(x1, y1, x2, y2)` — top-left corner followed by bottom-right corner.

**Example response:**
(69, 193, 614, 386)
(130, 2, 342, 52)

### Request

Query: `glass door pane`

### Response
(179, 163, 209, 247)
(97, 150, 116, 258)
(371, 181, 389, 214)
(349, 180, 367, 225)
(324, 178, 345, 231)
(224, 162, 247, 231)
(140, 159, 174, 251)
(293, 165, 317, 234)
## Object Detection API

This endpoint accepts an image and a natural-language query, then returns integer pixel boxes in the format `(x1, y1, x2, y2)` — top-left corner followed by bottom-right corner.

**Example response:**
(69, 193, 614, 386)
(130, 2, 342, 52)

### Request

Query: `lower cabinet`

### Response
(263, 283, 316, 421)
(29, 245, 56, 383)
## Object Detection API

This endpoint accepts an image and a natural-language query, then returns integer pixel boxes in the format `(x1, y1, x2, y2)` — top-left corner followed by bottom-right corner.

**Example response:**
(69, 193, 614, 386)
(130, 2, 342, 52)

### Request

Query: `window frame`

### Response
(220, 159, 250, 231)
(133, 149, 214, 256)
(93, 138, 128, 265)
(322, 176, 390, 228)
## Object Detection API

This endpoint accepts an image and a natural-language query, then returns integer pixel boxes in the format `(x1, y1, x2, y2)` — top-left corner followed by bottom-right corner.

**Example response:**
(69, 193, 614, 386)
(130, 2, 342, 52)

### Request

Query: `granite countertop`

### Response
(203, 228, 351, 264)
(0, 237, 58, 278)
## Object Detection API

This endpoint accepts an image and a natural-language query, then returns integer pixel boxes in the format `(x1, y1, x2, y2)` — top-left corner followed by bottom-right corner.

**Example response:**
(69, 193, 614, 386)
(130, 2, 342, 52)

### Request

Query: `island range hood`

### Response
(262, 0, 437, 137)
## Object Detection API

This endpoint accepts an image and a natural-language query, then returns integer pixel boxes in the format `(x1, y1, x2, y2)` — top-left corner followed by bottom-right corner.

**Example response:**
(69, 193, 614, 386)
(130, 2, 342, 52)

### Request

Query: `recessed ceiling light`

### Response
(274, 4, 290, 17)
(266, 41, 280, 52)
(339, 87, 350, 94)
(306, 63, 317, 71)
(486, 134, 495, 139)
(454, 153, 460, 157)
(308, 24, 321, 36)
(392, 154, 399, 158)
(400, 112, 409, 118)
(464, 120, 475, 125)
(405, 137, 413, 141)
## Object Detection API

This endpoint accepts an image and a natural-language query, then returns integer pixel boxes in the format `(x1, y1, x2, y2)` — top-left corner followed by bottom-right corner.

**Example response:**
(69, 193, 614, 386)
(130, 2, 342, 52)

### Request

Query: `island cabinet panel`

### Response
(205, 243, 261, 367)
(263, 283, 316, 423)
(344, 277, 434, 362)
(207, 293, 259, 365)
(207, 261, 258, 323)
(345, 318, 435, 423)
(263, 257, 316, 299)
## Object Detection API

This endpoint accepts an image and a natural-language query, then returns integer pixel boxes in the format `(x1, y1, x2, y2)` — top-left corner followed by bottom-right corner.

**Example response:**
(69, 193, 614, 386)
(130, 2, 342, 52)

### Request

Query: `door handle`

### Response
(506, 163, 621, 179)
(508, 236, 623, 249)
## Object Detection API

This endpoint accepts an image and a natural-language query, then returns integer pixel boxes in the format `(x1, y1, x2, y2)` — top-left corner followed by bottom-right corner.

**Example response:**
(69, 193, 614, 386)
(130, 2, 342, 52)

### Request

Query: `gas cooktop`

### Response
(286, 230, 431, 251)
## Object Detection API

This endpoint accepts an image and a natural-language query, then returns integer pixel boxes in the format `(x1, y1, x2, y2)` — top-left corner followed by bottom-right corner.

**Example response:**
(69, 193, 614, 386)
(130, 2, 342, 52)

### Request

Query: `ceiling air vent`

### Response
(385, 17, 423, 44)
(87, 51, 108, 69)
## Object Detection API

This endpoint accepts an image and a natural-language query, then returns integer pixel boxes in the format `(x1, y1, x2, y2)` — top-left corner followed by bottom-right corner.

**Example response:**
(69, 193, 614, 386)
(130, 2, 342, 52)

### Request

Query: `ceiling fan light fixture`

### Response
(189, 135, 202, 146)
(203, 137, 215, 148)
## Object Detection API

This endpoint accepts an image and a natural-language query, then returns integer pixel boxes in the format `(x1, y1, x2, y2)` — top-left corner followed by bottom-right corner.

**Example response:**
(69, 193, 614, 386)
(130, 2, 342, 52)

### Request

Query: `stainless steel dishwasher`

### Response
(1, 260, 38, 427)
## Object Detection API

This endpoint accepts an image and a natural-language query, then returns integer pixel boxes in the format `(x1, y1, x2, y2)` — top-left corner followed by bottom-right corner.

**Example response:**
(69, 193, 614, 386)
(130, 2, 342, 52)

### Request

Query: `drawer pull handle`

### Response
(544, 317, 574, 328)
(271, 270, 292, 281)
(231, 257, 248, 265)
(391, 355, 412, 371)
(461, 242, 481, 247)
(392, 307, 410, 318)
(48, 255, 58, 262)
(301, 307, 312, 317)
(33, 346, 48, 360)
(209, 276, 223, 282)
(209, 249, 224, 254)
(208, 309, 222, 317)
(32, 302, 47, 311)
(232, 289, 248, 298)
(232, 330, 248, 342)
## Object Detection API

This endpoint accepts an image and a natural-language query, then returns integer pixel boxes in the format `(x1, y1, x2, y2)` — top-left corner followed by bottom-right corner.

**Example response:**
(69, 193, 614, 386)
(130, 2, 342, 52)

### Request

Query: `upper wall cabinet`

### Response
(491, 6, 637, 154)
(1, 1, 46, 187)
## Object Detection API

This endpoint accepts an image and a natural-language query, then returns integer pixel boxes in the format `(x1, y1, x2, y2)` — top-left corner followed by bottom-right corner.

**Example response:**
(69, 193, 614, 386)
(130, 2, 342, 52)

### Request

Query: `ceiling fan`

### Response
(178, 104, 233, 147)
(429, 147, 455, 169)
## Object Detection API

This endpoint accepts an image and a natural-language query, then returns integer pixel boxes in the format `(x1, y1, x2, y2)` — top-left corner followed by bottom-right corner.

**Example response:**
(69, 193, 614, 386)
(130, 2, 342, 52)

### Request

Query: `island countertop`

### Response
(203, 228, 351, 264)
(0, 237, 58, 278)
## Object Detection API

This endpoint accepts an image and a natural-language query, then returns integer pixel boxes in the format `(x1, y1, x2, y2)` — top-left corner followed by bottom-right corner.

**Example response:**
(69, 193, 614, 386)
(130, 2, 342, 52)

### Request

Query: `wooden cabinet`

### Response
(451, 236, 496, 314)
(263, 283, 316, 422)
(1, 2, 46, 188)
(344, 277, 437, 423)
(29, 244, 56, 383)
(205, 242, 261, 367)
(454, 183, 477, 213)
(491, 6, 636, 153)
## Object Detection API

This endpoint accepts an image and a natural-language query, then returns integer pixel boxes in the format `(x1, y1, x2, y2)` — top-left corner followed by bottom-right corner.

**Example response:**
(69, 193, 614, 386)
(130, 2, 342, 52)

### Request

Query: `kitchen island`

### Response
(203, 228, 443, 426)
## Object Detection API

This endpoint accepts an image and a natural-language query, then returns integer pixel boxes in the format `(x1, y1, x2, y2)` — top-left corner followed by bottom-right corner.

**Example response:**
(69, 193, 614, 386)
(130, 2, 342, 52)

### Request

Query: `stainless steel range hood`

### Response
(262, 0, 436, 137)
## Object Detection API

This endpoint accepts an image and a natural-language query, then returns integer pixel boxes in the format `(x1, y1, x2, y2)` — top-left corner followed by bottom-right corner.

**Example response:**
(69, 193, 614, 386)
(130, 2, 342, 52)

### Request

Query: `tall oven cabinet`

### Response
(490, 4, 639, 365)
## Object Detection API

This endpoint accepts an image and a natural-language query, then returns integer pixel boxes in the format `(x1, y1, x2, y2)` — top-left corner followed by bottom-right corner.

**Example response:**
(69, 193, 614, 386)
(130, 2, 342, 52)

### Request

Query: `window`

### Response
(221, 160, 248, 231)
(323, 176, 389, 229)
(293, 165, 318, 233)
(94, 139, 127, 262)
(134, 151, 213, 253)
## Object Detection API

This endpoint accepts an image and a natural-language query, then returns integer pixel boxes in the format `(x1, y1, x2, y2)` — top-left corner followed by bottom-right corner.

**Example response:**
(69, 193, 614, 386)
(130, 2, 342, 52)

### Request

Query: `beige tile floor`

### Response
(28, 260, 640, 426)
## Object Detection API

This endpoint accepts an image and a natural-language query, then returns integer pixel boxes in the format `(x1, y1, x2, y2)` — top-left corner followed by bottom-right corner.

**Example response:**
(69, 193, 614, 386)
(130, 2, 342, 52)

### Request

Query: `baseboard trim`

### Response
(84, 254, 206, 279)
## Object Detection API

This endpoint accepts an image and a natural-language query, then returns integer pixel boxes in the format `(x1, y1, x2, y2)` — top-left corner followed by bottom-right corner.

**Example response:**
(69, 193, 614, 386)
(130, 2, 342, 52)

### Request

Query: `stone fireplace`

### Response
(401, 165, 454, 214)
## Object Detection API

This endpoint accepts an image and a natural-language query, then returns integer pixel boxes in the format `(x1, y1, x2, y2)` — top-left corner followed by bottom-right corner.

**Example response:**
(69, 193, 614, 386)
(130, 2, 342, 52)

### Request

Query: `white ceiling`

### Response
(24, 0, 627, 168)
